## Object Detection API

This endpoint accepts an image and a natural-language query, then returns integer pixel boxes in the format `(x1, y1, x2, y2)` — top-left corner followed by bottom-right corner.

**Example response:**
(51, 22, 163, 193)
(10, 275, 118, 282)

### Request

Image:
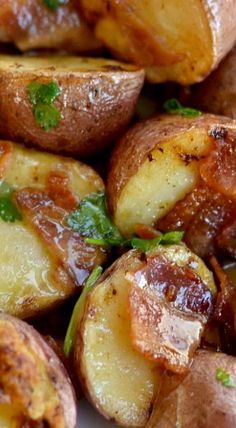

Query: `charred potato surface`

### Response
(0, 55, 144, 156)
(0, 313, 77, 428)
(80, 0, 236, 84)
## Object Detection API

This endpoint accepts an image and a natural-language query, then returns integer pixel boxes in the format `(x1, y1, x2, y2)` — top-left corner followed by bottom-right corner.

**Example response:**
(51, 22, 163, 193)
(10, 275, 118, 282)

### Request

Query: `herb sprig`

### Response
(43, 0, 66, 11)
(0, 182, 22, 223)
(216, 368, 235, 388)
(27, 81, 61, 131)
(163, 98, 202, 118)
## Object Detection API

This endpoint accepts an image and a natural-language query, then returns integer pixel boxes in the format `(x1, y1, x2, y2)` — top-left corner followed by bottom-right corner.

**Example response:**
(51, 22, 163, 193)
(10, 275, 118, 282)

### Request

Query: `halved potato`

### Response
(107, 114, 236, 257)
(0, 55, 144, 156)
(191, 45, 236, 119)
(0, 140, 106, 318)
(0, 0, 101, 53)
(0, 313, 77, 428)
(147, 350, 236, 428)
(80, 0, 236, 84)
(74, 250, 161, 427)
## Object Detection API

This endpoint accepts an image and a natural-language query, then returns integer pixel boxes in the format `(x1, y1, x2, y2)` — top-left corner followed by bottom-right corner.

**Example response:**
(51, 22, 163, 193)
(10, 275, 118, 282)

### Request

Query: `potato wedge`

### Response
(80, 0, 236, 84)
(74, 250, 161, 427)
(191, 45, 236, 119)
(0, 313, 77, 428)
(0, 140, 106, 318)
(147, 350, 236, 428)
(107, 114, 236, 258)
(0, 55, 144, 156)
(0, 0, 101, 53)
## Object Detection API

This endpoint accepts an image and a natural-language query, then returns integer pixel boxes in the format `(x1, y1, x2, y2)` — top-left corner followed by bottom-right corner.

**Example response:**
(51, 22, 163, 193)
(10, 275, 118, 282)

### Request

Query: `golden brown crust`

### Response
(0, 56, 144, 156)
(0, 313, 77, 428)
(107, 113, 236, 216)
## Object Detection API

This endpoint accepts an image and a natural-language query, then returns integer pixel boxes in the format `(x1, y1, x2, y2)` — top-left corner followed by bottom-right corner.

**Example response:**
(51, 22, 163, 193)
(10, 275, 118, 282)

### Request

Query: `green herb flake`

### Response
(131, 231, 184, 253)
(43, 0, 66, 11)
(0, 182, 22, 223)
(216, 368, 235, 388)
(27, 81, 61, 131)
(63, 266, 103, 357)
(67, 191, 125, 247)
(163, 98, 202, 118)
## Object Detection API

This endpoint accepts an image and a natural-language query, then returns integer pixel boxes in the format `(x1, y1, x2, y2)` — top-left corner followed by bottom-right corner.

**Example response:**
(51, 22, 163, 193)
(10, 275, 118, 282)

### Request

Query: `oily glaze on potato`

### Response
(0, 0, 101, 53)
(0, 140, 106, 318)
(80, 0, 236, 84)
(191, 45, 236, 119)
(0, 55, 144, 156)
(0, 313, 77, 428)
(108, 114, 236, 258)
(73, 245, 215, 426)
(147, 350, 236, 428)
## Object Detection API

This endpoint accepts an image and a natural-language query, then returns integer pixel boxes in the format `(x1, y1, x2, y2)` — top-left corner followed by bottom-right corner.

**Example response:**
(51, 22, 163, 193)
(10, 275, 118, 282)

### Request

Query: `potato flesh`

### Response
(0, 143, 104, 318)
(115, 130, 211, 237)
(82, 0, 214, 84)
(0, 405, 22, 428)
(78, 253, 160, 427)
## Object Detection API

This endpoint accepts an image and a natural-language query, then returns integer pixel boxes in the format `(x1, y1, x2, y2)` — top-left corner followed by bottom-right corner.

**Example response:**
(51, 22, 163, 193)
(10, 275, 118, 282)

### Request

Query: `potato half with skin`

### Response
(0, 0, 101, 53)
(0, 313, 77, 428)
(107, 114, 236, 258)
(191, 45, 236, 119)
(80, 0, 236, 84)
(0, 55, 144, 156)
(0, 140, 106, 318)
(147, 350, 236, 428)
(74, 250, 161, 427)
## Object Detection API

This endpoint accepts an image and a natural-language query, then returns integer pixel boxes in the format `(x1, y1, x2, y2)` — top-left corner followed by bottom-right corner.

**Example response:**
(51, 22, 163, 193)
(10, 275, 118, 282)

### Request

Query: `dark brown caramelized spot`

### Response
(15, 187, 106, 287)
(128, 254, 213, 373)
(47, 170, 79, 211)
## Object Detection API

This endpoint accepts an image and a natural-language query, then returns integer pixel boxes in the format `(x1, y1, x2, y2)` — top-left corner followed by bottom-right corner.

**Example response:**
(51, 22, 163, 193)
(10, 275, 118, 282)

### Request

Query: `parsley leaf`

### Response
(216, 368, 235, 388)
(67, 191, 125, 246)
(0, 182, 22, 222)
(27, 81, 61, 131)
(43, 0, 66, 10)
(131, 231, 184, 252)
(64, 266, 103, 357)
(163, 98, 202, 117)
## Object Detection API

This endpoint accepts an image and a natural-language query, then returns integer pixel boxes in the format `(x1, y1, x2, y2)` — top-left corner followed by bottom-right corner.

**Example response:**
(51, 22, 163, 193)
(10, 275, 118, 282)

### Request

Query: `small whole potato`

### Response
(0, 313, 77, 428)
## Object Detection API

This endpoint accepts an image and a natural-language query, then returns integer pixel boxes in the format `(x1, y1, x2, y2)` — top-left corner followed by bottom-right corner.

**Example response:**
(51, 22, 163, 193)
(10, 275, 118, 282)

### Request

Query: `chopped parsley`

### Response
(27, 81, 61, 131)
(67, 191, 125, 247)
(64, 266, 103, 357)
(43, 0, 66, 10)
(0, 182, 22, 223)
(131, 231, 184, 252)
(216, 368, 235, 388)
(163, 98, 202, 118)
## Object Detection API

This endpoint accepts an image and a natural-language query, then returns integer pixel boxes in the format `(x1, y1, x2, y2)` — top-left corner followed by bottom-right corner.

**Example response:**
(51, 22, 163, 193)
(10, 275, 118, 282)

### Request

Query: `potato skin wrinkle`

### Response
(0, 313, 77, 428)
(0, 55, 144, 156)
(80, 0, 236, 84)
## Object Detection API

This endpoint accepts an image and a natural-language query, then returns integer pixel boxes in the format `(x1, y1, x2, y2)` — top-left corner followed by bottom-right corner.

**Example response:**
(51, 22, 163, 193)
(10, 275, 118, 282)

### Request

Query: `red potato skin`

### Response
(0, 65, 145, 156)
(0, 313, 77, 428)
(147, 350, 236, 428)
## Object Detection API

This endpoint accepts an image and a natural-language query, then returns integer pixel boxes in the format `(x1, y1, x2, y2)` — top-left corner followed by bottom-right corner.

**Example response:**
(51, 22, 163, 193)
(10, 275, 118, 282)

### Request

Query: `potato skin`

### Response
(147, 350, 236, 428)
(0, 56, 144, 157)
(108, 113, 236, 219)
(0, 0, 101, 53)
(80, 0, 236, 84)
(191, 45, 236, 119)
(0, 313, 77, 428)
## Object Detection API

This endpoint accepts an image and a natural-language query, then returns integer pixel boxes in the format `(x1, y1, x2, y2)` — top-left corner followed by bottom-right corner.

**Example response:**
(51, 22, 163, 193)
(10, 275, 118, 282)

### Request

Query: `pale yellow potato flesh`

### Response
(114, 130, 211, 236)
(0, 143, 104, 318)
(81, 0, 236, 84)
(75, 251, 161, 427)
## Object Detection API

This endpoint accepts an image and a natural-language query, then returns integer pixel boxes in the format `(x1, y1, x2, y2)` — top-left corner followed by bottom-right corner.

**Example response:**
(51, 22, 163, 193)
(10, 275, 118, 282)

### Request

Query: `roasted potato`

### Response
(191, 45, 236, 119)
(73, 244, 215, 426)
(108, 114, 236, 258)
(0, 140, 106, 318)
(0, 55, 144, 156)
(0, 313, 77, 428)
(0, 0, 101, 53)
(147, 350, 236, 428)
(80, 0, 236, 84)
